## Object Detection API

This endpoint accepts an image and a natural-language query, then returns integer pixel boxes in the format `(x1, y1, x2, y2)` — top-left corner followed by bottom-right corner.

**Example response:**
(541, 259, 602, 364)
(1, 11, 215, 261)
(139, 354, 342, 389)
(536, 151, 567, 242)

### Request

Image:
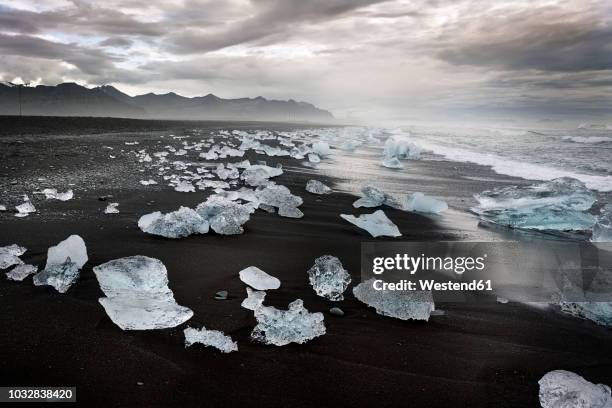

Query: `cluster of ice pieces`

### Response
(93, 256, 193, 330)
(472, 177, 597, 232)
(538, 370, 611, 408)
(251, 300, 326, 346)
(353, 279, 435, 321)
(33, 235, 88, 293)
(341, 210, 402, 237)
(184, 326, 238, 353)
(305, 180, 332, 195)
(307, 255, 351, 301)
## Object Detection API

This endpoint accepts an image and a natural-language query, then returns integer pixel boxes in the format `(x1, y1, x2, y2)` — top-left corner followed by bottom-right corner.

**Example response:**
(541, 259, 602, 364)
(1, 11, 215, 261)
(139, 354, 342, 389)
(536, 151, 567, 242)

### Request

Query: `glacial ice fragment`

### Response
(307, 255, 351, 301)
(0, 204, 6, 211)
(311, 141, 331, 157)
(33, 258, 79, 293)
(341, 210, 402, 237)
(241, 287, 266, 310)
(184, 326, 238, 353)
(140, 179, 158, 186)
(138, 207, 209, 238)
(93, 256, 193, 330)
(352, 185, 402, 209)
(404, 192, 448, 214)
(239, 266, 280, 290)
(538, 370, 612, 408)
(381, 156, 403, 169)
(353, 278, 434, 321)
(104, 202, 120, 214)
(592, 204, 612, 242)
(472, 177, 597, 232)
(41, 188, 73, 201)
(305, 180, 331, 195)
(195, 195, 253, 235)
(559, 301, 612, 328)
(255, 184, 303, 217)
(241, 165, 283, 186)
(251, 299, 326, 346)
(174, 181, 196, 192)
(215, 164, 239, 180)
(0, 244, 26, 269)
(45, 235, 88, 269)
(307, 153, 321, 163)
(383, 134, 421, 160)
(15, 199, 36, 217)
(6, 264, 38, 281)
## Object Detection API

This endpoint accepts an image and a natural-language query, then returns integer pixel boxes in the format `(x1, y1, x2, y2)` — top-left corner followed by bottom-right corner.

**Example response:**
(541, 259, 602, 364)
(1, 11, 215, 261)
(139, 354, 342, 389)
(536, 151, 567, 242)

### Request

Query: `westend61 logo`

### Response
(372, 253, 488, 275)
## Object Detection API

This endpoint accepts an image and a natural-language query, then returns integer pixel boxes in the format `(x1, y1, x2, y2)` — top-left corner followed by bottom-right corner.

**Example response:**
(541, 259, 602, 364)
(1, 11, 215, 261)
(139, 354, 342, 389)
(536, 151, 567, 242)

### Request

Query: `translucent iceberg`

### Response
(104, 202, 120, 214)
(241, 165, 283, 187)
(42, 188, 73, 201)
(311, 141, 331, 157)
(239, 266, 280, 290)
(353, 278, 435, 321)
(592, 204, 612, 242)
(305, 180, 331, 195)
(472, 178, 597, 232)
(45, 235, 88, 269)
(6, 264, 38, 281)
(340, 210, 402, 237)
(33, 258, 79, 293)
(352, 185, 402, 209)
(255, 184, 303, 218)
(0, 244, 26, 269)
(174, 181, 196, 192)
(241, 287, 266, 310)
(138, 207, 209, 238)
(184, 326, 238, 353)
(539, 370, 611, 408)
(383, 134, 421, 159)
(381, 156, 403, 169)
(307, 153, 321, 163)
(93, 256, 194, 330)
(215, 164, 239, 180)
(307, 255, 351, 301)
(404, 192, 448, 214)
(195, 195, 253, 235)
(251, 299, 326, 346)
(15, 199, 36, 217)
(559, 301, 612, 328)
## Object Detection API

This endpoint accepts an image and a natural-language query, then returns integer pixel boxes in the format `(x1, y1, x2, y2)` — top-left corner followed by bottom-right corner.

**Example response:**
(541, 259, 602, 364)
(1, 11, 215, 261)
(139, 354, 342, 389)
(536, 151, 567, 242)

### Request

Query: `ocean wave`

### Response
(562, 136, 612, 144)
(410, 139, 612, 192)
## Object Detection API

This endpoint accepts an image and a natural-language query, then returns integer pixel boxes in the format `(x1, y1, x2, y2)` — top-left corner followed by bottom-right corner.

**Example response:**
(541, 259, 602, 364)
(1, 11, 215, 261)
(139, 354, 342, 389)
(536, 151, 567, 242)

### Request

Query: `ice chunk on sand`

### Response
(184, 326, 238, 353)
(341, 210, 402, 237)
(353, 278, 435, 321)
(472, 177, 597, 232)
(6, 264, 38, 281)
(538, 370, 611, 408)
(592, 204, 612, 242)
(305, 180, 331, 195)
(33, 258, 79, 293)
(307, 255, 351, 301)
(255, 184, 303, 217)
(307, 153, 321, 163)
(0, 244, 26, 269)
(352, 185, 402, 209)
(196, 195, 253, 235)
(241, 165, 283, 186)
(93, 256, 193, 330)
(239, 266, 280, 290)
(383, 134, 421, 159)
(404, 192, 448, 214)
(0, 204, 6, 211)
(42, 188, 73, 201)
(140, 179, 157, 186)
(311, 141, 331, 157)
(174, 181, 196, 192)
(241, 287, 266, 310)
(381, 156, 403, 169)
(215, 164, 239, 180)
(138, 207, 209, 238)
(104, 202, 120, 214)
(559, 301, 612, 328)
(15, 199, 36, 217)
(251, 299, 326, 346)
(45, 235, 88, 269)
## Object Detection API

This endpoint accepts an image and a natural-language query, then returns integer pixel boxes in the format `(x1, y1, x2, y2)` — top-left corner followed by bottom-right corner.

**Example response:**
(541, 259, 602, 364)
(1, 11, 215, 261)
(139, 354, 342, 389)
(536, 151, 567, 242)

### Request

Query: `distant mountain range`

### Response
(0, 82, 334, 123)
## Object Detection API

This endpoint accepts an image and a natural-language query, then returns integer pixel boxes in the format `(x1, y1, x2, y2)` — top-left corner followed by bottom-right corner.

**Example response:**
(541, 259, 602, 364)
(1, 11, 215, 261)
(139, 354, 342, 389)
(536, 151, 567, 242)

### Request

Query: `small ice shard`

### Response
(559, 301, 612, 327)
(195, 195, 253, 235)
(214, 290, 228, 300)
(307, 255, 351, 301)
(341, 210, 402, 237)
(174, 181, 196, 192)
(138, 207, 209, 238)
(15, 199, 36, 217)
(496, 296, 509, 304)
(0, 204, 6, 211)
(140, 179, 157, 186)
(251, 299, 326, 346)
(472, 177, 597, 232)
(184, 326, 238, 353)
(353, 278, 435, 321)
(329, 307, 344, 316)
(404, 192, 448, 214)
(0, 244, 26, 269)
(307, 153, 321, 163)
(352, 185, 402, 209)
(33, 258, 79, 293)
(278, 205, 304, 218)
(311, 141, 331, 157)
(241, 287, 266, 310)
(93, 256, 194, 330)
(383, 134, 421, 159)
(305, 180, 331, 195)
(239, 266, 280, 290)
(104, 202, 120, 214)
(592, 204, 612, 242)
(6, 264, 38, 281)
(42, 188, 73, 201)
(255, 184, 303, 217)
(381, 156, 403, 169)
(45, 235, 88, 269)
(538, 370, 611, 408)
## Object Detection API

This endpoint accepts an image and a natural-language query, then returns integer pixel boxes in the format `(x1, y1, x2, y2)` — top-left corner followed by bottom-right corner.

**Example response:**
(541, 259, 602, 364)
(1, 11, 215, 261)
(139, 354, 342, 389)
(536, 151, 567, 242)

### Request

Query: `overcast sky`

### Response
(0, 0, 611, 124)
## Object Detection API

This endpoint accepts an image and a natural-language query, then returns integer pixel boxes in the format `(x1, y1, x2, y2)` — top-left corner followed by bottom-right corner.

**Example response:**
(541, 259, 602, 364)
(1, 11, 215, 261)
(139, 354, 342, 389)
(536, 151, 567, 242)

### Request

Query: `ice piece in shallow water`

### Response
(15, 200, 36, 217)
(104, 202, 120, 214)
(33, 258, 80, 293)
(472, 177, 597, 232)
(6, 264, 38, 281)
(138, 207, 209, 238)
(381, 156, 403, 169)
(592, 204, 612, 242)
(307, 255, 351, 301)
(353, 278, 434, 321)
(42, 188, 73, 201)
(239, 266, 280, 290)
(184, 326, 238, 353)
(341, 210, 401, 237)
(311, 141, 331, 157)
(352, 185, 402, 209)
(383, 134, 421, 159)
(241, 287, 266, 310)
(251, 299, 326, 346)
(305, 180, 331, 195)
(538, 370, 611, 408)
(404, 192, 448, 214)
(93, 256, 193, 330)
(174, 180, 195, 192)
(0, 244, 26, 269)
(46, 235, 88, 269)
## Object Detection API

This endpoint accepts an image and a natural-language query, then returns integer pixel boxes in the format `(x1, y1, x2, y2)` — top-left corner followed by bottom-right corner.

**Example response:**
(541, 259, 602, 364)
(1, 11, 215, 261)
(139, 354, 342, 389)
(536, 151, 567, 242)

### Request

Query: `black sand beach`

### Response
(1, 117, 611, 407)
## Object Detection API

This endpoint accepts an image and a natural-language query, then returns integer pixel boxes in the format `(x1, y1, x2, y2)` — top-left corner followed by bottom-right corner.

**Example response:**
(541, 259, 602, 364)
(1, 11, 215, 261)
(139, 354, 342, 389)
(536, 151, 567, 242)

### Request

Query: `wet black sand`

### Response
(0, 116, 611, 407)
